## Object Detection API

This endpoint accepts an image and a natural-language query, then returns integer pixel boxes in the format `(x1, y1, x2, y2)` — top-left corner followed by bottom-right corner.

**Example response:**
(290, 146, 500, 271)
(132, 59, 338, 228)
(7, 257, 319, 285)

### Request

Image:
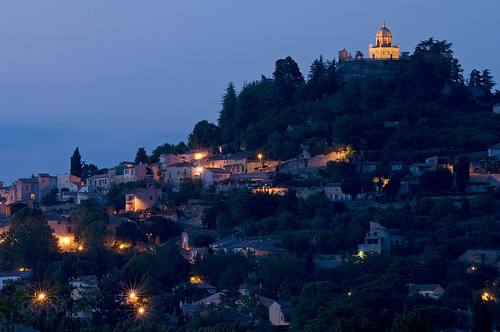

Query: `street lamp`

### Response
(258, 154, 263, 165)
(147, 233, 152, 245)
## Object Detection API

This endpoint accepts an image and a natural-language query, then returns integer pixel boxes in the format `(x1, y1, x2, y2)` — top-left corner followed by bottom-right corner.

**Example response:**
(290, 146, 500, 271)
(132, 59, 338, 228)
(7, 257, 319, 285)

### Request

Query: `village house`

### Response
(200, 168, 231, 188)
(45, 211, 75, 251)
(181, 229, 222, 250)
(356, 161, 404, 174)
(409, 156, 450, 177)
(38, 173, 57, 199)
(124, 187, 162, 212)
(358, 221, 405, 255)
(14, 177, 39, 202)
(133, 163, 154, 183)
(179, 148, 213, 163)
(325, 183, 351, 201)
(69, 275, 98, 319)
(205, 151, 252, 174)
(269, 301, 291, 326)
(56, 173, 83, 193)
(164, 161, 193, 186)
(86, 173, 111, 192)
(0, 271, 32, 290)
(211, 238, 288, 257)
(407, 284, 445, 299)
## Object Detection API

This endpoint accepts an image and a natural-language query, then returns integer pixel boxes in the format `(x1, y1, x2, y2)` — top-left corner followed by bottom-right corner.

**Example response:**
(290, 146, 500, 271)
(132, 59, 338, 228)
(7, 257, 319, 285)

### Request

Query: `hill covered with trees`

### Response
(200, 38, 499, 163)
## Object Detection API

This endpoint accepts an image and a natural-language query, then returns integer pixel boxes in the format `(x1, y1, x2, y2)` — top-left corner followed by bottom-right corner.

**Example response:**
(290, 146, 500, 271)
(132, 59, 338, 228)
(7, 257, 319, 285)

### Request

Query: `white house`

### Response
(0, 271, 31, 290)
(269, 301, 291, 326)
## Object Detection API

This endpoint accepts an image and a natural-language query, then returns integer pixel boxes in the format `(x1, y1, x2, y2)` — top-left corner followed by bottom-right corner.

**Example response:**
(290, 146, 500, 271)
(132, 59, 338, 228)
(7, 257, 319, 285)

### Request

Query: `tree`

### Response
(123, 241, 190, 291)
(0, 208, 60, 274)
(322, 160, 356, 182)
(256, 253, 301, 300)
(273, 56, 304, 107)
(70, 147, 83, 178)
(383, 177, 401, 196)
(472, 295, 492, 332)
(390, 306, 433, 332)
(419, 168, 453, 192)
(218, 82, 238, 144)
(341, 175, 373, 200)
(134, 147, 150, 165)
(71, 200, 110, 245)
(454, 156, 470, 192)
(481, 69, 495, 91)
(150, 141, 188, 163)
(81, 163, 100, 181)
(469, 69, 482, 87)
(40, 188, 59, 206)
(187, 120, 220, 150)
(355, 51, 364, 59)
(290, 281, 341, 329)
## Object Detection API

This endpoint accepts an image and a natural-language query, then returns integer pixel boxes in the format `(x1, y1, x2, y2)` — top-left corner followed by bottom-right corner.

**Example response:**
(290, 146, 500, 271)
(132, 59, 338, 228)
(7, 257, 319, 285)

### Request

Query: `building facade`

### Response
(368, 21, 399, 60)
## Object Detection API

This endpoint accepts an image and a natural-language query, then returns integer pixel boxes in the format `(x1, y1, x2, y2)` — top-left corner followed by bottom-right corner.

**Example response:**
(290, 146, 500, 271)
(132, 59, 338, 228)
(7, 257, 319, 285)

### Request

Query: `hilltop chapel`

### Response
(368, 20, 400, 59)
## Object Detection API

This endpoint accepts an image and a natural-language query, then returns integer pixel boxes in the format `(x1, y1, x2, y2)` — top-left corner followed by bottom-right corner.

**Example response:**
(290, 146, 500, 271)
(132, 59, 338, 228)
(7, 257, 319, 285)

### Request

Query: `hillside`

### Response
(210, 38, 500, 165)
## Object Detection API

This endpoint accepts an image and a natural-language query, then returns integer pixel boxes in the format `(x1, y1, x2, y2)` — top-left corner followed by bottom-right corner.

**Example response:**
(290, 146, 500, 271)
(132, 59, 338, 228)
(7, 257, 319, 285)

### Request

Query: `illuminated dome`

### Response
(376, 20, 392, 46)
(368, 20, 399, 60)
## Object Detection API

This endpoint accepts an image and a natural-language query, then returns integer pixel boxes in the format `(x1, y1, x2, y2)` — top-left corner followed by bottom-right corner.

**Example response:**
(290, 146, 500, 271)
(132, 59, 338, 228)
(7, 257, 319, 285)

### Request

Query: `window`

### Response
(31, 194, 35, 200)
(149, 196, 153, 200)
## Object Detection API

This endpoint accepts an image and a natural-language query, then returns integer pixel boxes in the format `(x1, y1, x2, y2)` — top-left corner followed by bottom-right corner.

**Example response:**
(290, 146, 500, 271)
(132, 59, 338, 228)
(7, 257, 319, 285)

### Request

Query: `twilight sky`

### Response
(0, 1, 499, 185)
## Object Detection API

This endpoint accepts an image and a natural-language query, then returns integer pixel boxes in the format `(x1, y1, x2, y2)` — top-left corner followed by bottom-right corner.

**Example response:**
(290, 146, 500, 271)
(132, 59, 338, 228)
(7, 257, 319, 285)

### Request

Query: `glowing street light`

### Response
(258, 154, 263, 164)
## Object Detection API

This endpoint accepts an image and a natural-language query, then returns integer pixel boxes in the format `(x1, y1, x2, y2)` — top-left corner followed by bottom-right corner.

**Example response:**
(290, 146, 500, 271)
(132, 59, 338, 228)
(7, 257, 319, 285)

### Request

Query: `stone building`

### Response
(368, 20, 399, 60)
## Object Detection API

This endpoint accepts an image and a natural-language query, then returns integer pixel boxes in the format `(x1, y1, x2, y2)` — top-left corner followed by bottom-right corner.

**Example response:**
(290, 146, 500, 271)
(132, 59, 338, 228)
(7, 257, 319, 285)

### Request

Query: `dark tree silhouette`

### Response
(70, 147, 83, 178)
(134, 147, 150, 165)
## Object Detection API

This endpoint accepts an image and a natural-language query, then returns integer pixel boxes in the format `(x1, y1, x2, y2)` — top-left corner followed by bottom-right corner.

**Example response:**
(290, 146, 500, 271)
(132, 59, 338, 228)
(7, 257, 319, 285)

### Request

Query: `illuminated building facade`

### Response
(368, 20, 399, 60)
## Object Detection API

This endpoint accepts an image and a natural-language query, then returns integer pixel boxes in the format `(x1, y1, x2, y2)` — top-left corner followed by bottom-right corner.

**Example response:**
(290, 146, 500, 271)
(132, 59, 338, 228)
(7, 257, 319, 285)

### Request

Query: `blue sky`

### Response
(0, 1, 499, 185)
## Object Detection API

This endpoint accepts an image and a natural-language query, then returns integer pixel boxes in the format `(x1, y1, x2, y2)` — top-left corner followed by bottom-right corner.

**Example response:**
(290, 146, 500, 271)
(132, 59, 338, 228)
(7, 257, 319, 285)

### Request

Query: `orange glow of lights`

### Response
(138, 307, 145, 314)
(194, 153, 203, 160)
(63, 237, 70, 244)
(190, 276, 202, 284)
(120, 244, 124, 249)
(38, 293, 45, 300)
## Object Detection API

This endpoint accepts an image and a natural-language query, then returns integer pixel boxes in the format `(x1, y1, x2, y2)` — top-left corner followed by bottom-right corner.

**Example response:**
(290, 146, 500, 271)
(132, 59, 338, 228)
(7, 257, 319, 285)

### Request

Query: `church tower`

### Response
(368, 20, 400, 60)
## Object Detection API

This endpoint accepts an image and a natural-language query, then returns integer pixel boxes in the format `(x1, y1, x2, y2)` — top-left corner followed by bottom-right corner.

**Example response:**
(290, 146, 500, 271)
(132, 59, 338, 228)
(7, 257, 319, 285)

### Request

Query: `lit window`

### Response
(31, 194, 35, 200)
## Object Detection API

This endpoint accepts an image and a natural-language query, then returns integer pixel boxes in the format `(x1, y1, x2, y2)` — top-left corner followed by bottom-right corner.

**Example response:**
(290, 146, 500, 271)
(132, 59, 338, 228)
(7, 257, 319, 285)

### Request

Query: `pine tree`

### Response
(70, 147, 83, 178)
(454, 155, 470, 192)
(135, 147, 150, 165)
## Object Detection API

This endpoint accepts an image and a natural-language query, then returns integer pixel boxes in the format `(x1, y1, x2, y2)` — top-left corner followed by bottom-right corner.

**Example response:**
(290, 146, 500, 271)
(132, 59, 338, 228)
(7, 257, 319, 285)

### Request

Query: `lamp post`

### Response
(147, 233, 152, 245)
(258, 154, 263, 165)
